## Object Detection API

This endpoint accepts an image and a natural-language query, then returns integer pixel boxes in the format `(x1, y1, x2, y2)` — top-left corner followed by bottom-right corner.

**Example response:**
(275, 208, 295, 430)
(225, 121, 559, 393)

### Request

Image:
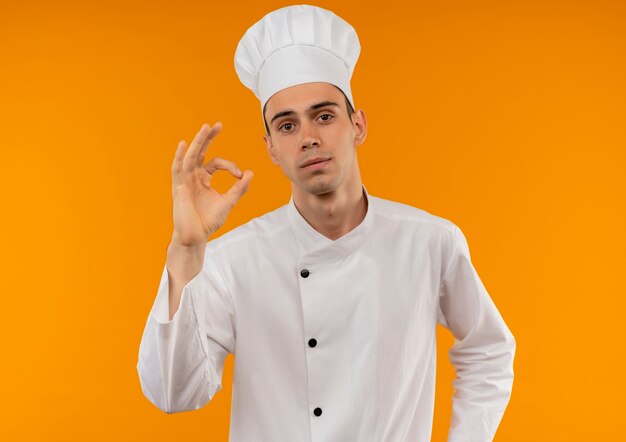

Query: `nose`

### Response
(299, 120, 320, 150)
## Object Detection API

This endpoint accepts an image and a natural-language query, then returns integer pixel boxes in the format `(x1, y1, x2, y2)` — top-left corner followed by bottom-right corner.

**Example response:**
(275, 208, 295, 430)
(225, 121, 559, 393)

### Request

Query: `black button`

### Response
(308, 338, 317, 347)
(300, 268, 310, 278)
(314, 407, 322, 416)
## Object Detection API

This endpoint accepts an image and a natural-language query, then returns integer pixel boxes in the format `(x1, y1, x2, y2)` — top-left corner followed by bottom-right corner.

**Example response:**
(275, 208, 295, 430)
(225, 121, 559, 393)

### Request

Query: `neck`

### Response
(291, 171, 367, 241)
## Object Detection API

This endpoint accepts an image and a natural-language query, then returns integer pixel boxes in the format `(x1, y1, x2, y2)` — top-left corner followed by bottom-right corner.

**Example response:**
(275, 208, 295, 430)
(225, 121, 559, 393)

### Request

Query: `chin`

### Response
(302, 179, 338, 195)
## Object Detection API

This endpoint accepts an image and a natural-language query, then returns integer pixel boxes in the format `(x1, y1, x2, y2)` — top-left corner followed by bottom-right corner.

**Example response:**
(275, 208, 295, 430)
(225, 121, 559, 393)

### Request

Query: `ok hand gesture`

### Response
(170, 122, 254, 247)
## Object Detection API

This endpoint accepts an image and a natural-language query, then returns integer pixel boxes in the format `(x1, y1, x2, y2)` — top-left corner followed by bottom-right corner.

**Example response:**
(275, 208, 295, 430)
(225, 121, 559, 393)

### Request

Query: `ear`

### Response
(263, 133, 280, 165)
(353, 109, 367, 146)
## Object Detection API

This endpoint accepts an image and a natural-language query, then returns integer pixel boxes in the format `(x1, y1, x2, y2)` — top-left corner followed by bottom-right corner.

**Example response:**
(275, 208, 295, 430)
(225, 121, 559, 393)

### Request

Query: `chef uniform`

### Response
(136, 5, 516, 442)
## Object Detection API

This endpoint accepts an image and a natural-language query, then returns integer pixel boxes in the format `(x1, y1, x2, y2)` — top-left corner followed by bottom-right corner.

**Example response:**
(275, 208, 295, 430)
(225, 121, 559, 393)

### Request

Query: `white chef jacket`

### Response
(136, 184, 515, 442)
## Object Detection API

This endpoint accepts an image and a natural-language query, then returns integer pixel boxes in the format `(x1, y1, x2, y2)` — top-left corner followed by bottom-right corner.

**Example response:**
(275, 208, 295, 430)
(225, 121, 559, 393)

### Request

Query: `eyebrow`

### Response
(270, 101, 340, 126)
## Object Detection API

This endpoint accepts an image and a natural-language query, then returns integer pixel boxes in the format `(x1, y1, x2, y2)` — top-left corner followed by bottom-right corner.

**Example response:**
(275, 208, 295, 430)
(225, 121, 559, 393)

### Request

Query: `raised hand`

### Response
(170, 122, 254, 247)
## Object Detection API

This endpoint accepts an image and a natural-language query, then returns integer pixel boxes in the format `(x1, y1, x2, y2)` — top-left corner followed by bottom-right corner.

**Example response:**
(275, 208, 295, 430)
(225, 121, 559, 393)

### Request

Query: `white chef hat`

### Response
(234, 4, 361, 118)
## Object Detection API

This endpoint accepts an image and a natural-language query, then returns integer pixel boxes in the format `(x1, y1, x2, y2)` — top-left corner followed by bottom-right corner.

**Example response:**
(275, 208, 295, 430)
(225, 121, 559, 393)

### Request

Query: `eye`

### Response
(319, 113, 334, 122)
(278, 122, 294, 132)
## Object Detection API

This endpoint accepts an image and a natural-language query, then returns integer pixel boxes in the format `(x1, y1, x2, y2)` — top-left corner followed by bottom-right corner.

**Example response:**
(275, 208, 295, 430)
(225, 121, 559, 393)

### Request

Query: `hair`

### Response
(263, 85, 355, 136)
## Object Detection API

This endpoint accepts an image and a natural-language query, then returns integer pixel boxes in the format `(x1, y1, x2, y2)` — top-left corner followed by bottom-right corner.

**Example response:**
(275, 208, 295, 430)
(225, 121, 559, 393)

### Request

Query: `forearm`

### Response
(137, 243, 234, 413)
(446, 322, 516, 441)
(136, 262, 223, 413)
(166, 240, 207, 321)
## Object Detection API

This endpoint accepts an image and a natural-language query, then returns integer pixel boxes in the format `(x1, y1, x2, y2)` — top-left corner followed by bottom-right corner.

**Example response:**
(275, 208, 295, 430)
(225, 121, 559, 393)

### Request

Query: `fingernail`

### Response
(236, 168, 242, 175)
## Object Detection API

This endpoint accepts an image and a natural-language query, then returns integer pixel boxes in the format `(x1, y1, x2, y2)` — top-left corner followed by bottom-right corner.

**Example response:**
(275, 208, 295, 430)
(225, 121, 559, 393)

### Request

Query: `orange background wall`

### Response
(1, 0, 624, 440)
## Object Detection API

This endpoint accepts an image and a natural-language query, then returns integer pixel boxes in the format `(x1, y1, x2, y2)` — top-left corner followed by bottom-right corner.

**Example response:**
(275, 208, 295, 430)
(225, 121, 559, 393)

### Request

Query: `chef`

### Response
(136, 4, 516, 442)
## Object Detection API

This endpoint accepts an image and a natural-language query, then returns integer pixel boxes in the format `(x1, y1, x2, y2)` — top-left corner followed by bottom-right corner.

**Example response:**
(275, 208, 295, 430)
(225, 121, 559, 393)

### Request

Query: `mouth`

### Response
(301, 158, 331, 168)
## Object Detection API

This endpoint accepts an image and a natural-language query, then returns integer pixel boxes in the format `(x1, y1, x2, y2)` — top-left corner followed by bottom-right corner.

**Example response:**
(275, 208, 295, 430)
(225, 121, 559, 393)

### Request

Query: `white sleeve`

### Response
(136, 247, 236, 414)
(437, 225, 516, 442)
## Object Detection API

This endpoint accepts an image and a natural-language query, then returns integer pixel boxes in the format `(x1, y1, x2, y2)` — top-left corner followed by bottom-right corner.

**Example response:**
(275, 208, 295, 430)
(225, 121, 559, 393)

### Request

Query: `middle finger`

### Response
(182, 123, 221, 172)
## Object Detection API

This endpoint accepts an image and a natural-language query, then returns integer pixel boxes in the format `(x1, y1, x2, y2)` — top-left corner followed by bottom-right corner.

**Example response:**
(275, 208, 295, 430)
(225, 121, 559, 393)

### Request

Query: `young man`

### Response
(137, 5, 516, 442)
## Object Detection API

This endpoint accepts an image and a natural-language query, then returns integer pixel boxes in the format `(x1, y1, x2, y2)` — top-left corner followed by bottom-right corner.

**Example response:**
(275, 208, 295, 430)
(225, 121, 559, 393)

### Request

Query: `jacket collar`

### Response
(287, 184, 374, 261)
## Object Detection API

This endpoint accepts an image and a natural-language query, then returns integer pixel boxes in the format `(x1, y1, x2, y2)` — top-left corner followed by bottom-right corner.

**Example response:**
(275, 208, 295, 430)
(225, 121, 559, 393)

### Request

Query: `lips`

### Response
(301, 157, 331, 168)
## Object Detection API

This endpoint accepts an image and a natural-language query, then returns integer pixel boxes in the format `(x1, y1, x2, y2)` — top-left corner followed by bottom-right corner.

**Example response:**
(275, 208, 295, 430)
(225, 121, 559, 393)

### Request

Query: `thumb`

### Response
(224, 170, 254, 206)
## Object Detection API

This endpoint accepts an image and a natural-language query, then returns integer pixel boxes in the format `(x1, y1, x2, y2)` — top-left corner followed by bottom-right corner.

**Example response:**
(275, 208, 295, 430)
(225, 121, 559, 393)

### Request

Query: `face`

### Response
(262, 82, 367, 197)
